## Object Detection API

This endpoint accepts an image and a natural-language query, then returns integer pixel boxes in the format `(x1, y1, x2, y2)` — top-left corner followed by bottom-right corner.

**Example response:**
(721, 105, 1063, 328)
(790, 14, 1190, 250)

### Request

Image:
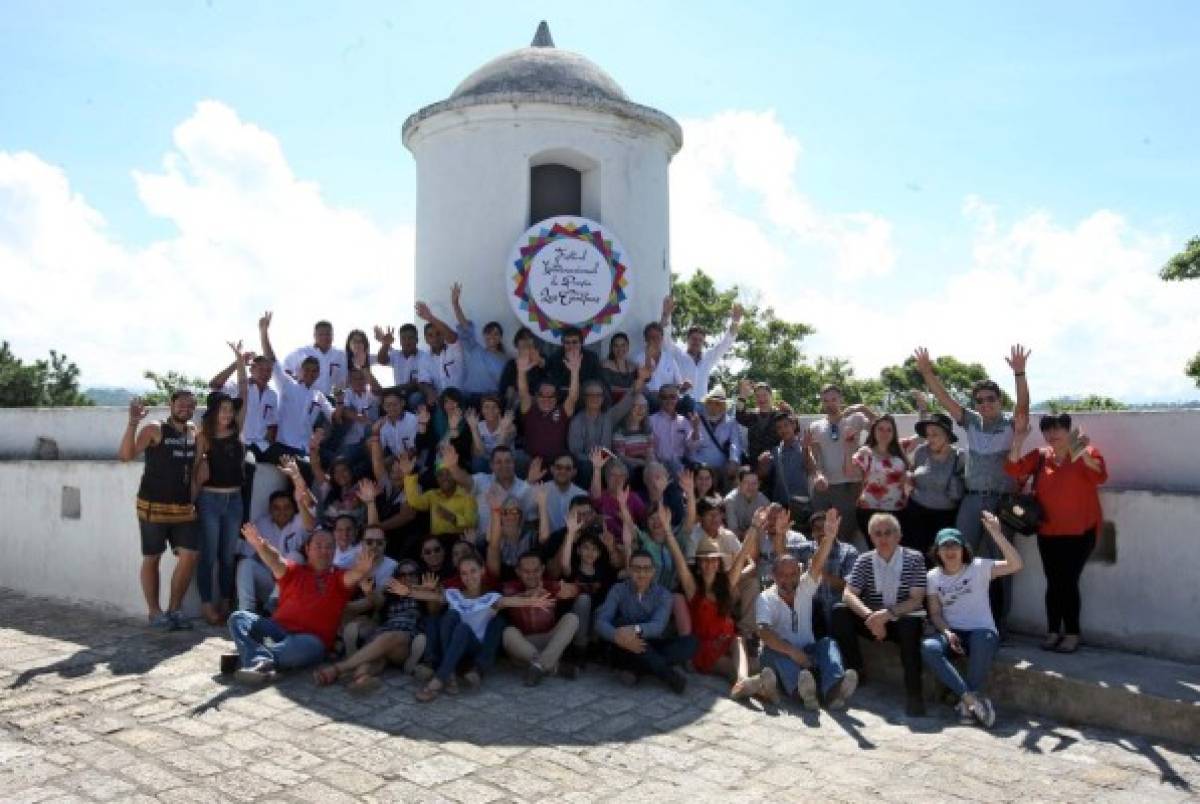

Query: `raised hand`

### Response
(912, 347, 934, 377)
(438, 444, 459, 470)
(461, 526, 479, 545)
(661, 294, 675, 319)
(516, 353, 534, 374)
(353, 544, 375, 574)
(499, 410, 515, 434)
(356, 478, 379, 503)
(981, 510, 1002, 538)
(1013, 409, 1031, 438)
(678, 467, 695, 497)
(823, 508, 841, 541)
(590, 446, 608, 469)
(128, 397, 148, 424)
(450, 282, 462, 306)
(414, 301, 433, 322)
(910, 390, 929, 411)
(258, 311, 272, 333)
(419, 572, 440, 590)
(241, 522, 265, 550)
(447, 407, 463, 431)
(465, 407, 480, 428)
(689, 412, 701, 431)
(374, 325, 395, 348)
(730, 302, 744, 326)
(227, 339, 245, 359)
(533, 481, 550, 507)
(563, 351, 582, 373)
(526, 456, 545, 484)
(616, 483, 630, 510)
(750, 504, 771, 532)
(395, 451, 416, 477)
(567, 505, 585, 533)
(778, 399, 795, 415)
(386, 578, 412, 597)
(1006, 344, 1032, 374)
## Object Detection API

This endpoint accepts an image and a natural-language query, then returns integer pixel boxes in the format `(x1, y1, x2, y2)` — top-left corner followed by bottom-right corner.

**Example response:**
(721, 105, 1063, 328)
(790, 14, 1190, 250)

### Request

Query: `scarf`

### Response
(871, 548, 904, 609)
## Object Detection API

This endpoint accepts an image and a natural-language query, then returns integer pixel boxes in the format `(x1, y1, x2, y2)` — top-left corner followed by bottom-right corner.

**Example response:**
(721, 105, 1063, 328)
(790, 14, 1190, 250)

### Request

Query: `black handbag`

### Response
(997, 451, 1045, 536)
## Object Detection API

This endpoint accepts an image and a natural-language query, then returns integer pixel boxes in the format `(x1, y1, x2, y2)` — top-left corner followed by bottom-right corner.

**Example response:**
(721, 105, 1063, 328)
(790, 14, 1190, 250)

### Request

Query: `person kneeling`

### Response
(595, 550, 698, 694)
(750, 509, 857, 710)
(501, 552, 581, 686)
(227, 524, 373, 684)
(922, 513, 1023, 728)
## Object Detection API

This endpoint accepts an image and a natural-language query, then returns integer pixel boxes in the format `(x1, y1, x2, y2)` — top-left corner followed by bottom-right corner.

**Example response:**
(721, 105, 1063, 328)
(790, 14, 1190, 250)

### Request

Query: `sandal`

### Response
(414, 678, 443, 703)
(1039, 634, 1062, 651)
(312, 664, 341, 686)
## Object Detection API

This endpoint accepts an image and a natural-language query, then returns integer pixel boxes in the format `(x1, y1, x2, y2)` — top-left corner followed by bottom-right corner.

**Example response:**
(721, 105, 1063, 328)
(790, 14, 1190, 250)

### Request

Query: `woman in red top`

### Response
(661, 507, 758, 699)
(1005, 412, 1108, 653)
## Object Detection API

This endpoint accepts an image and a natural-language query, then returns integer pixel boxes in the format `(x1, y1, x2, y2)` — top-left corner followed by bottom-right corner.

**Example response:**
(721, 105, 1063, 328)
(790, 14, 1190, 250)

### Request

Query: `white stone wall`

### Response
(406, 103, 676, 353)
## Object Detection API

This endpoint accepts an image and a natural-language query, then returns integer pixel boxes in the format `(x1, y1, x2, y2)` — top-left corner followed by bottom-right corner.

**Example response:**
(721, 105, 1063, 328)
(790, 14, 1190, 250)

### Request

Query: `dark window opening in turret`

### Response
(530, 164, 581, 224)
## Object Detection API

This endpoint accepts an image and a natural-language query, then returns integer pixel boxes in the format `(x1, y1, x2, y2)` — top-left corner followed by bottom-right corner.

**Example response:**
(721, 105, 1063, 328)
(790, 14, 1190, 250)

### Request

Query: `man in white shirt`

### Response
(235, 490, 306, 613)
(283, 319, 347, 396)
(447, 446, 538, 535)
(259, 313, 333, 480)
(374, 323, 435, 410)
(750, 510, 857, 710)
(416, 301, 465, 402)
(633, 321, 683, 396)
(208, 354, 279, 456)
(661, 295, 743, 415)
(372, 389, 419, 458)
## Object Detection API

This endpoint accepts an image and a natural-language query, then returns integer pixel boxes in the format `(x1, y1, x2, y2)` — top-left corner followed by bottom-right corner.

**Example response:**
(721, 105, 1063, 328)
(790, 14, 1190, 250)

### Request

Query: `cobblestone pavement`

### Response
(1, 590, 1197, 803)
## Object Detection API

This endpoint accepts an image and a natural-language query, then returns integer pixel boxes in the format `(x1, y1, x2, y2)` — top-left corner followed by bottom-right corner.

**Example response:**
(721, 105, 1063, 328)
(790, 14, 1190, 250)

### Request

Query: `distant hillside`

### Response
(84, 387, 136, 406)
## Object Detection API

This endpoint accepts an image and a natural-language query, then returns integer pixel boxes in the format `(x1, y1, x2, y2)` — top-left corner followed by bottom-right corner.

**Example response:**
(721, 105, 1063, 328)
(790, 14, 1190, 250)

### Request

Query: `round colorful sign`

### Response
(507, 216, 630, 345)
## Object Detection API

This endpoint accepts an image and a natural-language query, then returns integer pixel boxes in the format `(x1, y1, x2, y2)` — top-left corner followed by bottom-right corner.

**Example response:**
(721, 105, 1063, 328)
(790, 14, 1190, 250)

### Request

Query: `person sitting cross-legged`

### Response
(749, 509, 858, 710)
(831, 512, 928, 717)
(500, 552, 582, 686)
(311, 558, 429, 694)
(226, 523, 374, 684)
(922, 512, 1023, 728)
(595, 549, 699, 693)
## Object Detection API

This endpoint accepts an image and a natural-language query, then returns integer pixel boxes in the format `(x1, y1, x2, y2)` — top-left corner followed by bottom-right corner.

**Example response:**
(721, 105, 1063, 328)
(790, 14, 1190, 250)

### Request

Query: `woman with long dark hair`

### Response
(847, 414, 910, 539)
(1004, 412, 1108, 653)
(344, 329, 373, 373)
(601, 332, 639, 404)
(661, 506, 756, 698)
(193, 340, 249, 625)
(901, 411, 965, 562)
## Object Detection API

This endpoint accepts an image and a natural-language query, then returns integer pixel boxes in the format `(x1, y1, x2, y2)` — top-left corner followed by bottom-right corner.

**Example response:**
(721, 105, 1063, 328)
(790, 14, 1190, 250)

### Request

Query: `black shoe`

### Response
(665, 668, 687, 695)
(557, 661, 578, 680)
(905, 696, 927, 717)
(523, 663, 546, 687)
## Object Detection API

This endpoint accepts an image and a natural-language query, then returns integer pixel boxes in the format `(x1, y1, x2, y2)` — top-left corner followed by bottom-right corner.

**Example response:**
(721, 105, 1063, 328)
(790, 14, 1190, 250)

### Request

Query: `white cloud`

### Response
(670, 112, 1200, 403)
(670, 110, 897, 286)
(0, 101, 414, 388)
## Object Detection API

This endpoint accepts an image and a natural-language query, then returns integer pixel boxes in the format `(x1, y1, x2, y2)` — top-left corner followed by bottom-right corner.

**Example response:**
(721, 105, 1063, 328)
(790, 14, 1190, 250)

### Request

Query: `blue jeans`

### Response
(761, 638, 845, 698)
(436, 611, 506, 681)
(957, 492, 1011, 630)
(921, 628, 999, 697)
(197, 490, 241, 604)
(610, 634, 699, 682)
(227, 610, 326, 670)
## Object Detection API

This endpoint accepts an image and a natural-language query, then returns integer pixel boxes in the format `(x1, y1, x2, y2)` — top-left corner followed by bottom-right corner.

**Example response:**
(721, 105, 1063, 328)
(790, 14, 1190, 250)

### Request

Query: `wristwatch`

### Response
(633, 624, 643, 637)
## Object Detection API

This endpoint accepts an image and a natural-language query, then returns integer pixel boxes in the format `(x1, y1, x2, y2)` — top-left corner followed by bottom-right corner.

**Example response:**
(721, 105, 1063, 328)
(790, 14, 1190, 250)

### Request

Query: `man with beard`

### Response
(118, 391, 201, 631)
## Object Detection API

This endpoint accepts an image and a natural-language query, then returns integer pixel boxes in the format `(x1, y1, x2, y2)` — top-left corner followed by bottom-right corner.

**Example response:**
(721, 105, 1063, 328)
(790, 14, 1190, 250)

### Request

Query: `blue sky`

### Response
(3, 2, 1199, 400)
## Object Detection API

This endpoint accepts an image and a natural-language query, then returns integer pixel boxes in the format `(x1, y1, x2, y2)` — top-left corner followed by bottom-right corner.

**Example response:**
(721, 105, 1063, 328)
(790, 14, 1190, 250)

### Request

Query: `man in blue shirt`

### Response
(595, 550, 698, 693)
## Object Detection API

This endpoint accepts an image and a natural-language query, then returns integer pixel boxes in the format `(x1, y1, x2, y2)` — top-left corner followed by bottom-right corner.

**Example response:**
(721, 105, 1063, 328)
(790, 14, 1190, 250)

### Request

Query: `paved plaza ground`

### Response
(1, 589, 1197, 803)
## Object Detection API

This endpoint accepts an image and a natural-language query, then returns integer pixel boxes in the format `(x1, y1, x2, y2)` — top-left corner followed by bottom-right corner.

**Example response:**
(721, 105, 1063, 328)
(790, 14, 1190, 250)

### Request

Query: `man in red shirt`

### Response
(227, 523, 373, 684)
(518, 349, 580, 463)
(500, 552, 580, 686)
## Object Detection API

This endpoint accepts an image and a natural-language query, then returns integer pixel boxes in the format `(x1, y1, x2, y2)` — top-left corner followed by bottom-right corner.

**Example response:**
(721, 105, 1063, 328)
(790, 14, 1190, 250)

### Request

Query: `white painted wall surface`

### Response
(407, 104, 675, 353)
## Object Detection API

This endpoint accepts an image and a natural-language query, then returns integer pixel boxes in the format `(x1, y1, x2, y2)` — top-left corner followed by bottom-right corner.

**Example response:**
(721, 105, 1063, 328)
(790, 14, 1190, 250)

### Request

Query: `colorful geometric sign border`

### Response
(507, 215, 630, 345)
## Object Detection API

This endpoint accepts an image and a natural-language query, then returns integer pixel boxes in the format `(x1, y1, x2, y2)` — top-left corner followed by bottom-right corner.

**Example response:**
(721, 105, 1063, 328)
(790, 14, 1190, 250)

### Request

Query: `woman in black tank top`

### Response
(194, 341, 251, 625)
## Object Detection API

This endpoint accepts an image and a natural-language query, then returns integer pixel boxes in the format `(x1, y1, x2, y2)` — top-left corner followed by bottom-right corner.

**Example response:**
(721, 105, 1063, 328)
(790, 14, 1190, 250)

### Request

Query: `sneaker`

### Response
(795, 670, 819, 711)
(167, 611, 193, 631)
(954, 700, 974, 724)
(219, 653, 240, 675)
(757, 668, 780, 704)
(462, 670, 482, 690)
(664, 668, 687, 695)
(234, 660, 276, 685)
(148, 612, 174, 630)
(826, 669, 858, 710)
(730, 674, 758, 701)
(411, 663, 434, 683)
(403, 634, 427, 675)
(969, 694, 996, 728)
(524, 662, 546, 687)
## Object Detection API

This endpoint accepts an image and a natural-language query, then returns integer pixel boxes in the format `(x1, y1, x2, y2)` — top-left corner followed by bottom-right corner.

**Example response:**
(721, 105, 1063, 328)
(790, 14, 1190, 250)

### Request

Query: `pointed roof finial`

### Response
(531, 21, 555, 48)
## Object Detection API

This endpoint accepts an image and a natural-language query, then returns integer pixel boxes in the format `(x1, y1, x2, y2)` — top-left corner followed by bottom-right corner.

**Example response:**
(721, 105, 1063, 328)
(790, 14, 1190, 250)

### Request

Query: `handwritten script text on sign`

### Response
(528, 243, 608, 323)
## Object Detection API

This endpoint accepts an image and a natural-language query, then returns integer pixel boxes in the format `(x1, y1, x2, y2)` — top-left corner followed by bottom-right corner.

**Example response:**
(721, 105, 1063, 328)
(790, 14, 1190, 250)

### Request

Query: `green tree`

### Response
(877, 354, 1003, 412)
(1042, 395, 1128, 413)
(1160, 236, 1200, 282)
(141, 370, 209, 406)
(1161, 236, 1200, 387)
(0, 341, 93, 407)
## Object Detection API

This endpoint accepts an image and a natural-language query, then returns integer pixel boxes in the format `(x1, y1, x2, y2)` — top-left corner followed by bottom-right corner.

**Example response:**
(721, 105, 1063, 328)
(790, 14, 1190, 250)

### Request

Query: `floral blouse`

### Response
(853, 447, 908, 511)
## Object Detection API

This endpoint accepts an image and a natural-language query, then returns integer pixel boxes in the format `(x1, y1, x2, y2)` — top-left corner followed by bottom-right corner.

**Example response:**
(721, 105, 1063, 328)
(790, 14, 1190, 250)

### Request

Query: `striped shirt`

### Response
(847, 548, 927, 611)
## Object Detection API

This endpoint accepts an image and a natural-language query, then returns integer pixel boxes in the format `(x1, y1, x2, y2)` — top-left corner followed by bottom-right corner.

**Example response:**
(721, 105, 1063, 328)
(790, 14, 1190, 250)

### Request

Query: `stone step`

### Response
(858, 634, 1200, 745)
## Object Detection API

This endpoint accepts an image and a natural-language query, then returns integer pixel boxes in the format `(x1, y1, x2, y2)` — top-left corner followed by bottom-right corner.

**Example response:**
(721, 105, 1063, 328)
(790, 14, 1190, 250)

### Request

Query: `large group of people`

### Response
(119, 288, 1109, 727)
